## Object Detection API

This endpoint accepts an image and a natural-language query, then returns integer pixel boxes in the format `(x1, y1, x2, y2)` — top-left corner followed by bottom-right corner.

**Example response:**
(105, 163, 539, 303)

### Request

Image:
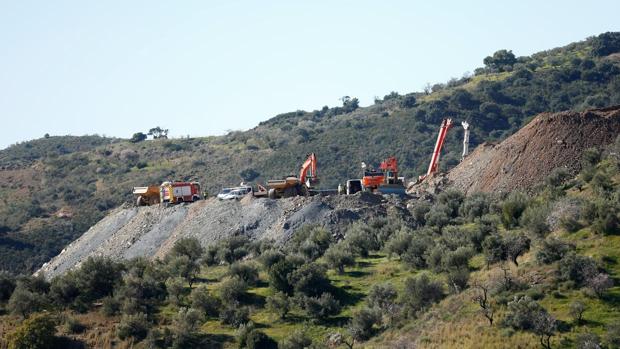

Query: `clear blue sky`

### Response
(2, 1, 619, 149)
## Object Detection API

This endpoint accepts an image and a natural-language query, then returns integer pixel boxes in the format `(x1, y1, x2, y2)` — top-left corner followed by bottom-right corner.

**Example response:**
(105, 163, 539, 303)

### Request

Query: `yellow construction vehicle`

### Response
(267, 153, 318, 199)
(132, 186, 161, 206)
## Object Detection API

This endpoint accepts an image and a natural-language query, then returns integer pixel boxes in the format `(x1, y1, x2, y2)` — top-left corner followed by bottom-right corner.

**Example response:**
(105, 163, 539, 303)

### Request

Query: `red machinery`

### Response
(299, 152, 318, 188)
(160, 181, 202, 204)
(362, 156, 399, 190)
(361, 156, 405, 194)
(419, 118, 453, 182)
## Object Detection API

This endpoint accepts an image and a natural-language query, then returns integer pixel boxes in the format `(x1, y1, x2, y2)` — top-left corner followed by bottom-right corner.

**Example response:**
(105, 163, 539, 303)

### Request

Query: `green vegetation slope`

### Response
(1, 32, 620, 273)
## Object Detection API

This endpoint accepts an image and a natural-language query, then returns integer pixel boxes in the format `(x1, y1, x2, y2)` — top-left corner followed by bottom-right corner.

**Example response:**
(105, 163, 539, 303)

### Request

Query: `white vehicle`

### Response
(219, 186, 252, 200)
(217, 188, 234, 200)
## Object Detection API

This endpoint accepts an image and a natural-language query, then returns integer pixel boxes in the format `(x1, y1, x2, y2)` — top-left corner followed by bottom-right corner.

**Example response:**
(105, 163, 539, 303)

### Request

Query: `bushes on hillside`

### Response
(401, 273, 444, 315)
(8, 313, 58, 349)
(190, 285, 220, 317)
(323, 243, 355, 274)
(117, 313, 149, 341)
(501, 192, 529, 228)
(536, 238, 574, 264)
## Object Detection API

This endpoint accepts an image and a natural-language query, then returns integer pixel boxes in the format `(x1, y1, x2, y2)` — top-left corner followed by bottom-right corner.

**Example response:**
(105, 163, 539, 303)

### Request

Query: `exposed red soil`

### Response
(447, 106, 620, 194)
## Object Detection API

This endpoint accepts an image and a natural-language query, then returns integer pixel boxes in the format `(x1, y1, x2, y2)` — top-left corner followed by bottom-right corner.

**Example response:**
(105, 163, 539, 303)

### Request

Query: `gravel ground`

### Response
(38, 192, 411, 278)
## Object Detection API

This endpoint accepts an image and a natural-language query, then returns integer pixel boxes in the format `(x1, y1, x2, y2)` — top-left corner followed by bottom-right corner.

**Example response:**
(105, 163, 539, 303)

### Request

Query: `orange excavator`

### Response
(418, 118, 453, 182)
(361, 156, 406, 195)
(267, 153, 319, 199)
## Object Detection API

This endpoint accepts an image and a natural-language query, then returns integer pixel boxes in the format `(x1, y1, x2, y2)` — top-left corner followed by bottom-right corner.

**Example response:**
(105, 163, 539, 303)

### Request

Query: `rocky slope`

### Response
(447, 105, 620, 194)
(38, 192, 410, 278)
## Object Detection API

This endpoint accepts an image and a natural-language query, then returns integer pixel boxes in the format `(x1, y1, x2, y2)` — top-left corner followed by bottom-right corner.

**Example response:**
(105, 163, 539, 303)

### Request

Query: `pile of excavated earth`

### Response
(39, 106, 620, 278)
(38, 192, 412, 278)
(412, 106, 620, 195)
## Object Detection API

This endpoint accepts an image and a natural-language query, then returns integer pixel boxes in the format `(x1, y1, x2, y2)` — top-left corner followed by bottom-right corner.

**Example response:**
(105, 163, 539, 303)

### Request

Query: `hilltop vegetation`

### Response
(1, 131, 619, 349)
(1, 32, 620, 274)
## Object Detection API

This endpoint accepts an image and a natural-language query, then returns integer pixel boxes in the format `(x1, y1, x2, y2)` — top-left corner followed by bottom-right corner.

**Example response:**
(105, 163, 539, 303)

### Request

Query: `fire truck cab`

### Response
(160, 181, 202, 204)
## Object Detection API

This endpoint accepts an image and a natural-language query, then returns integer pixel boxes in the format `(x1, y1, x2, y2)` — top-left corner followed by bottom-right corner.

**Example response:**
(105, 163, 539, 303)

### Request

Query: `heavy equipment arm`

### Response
(299, 153, 318, 187)
(419, 118, 453, 181)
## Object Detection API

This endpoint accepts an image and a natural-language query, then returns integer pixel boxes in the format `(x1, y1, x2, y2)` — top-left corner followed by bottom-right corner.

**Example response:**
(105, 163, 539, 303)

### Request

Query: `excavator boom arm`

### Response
(299, 153, 318, 184)
(426, 119, 453, 176)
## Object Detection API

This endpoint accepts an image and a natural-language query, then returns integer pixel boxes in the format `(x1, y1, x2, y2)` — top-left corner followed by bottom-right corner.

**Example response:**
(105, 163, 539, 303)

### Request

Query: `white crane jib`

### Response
(461, 121, 470, 161)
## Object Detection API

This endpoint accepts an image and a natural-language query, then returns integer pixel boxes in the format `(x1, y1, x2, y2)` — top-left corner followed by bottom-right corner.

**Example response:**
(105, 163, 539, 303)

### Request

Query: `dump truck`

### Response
(133, 186, 161, 206)
(267, 153, 318, 199)
(160, 181, 202, 204)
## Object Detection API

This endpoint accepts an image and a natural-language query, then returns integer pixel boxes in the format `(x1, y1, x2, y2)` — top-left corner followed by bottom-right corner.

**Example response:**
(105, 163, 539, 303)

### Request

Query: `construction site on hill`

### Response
(38, 106, 620, 277)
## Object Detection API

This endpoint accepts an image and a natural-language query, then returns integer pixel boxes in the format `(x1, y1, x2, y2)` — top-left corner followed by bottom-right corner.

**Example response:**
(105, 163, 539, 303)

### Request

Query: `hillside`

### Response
(0, 116, 618, 349)
(35, 105, 620, 282)
(1, 32, 620, 274)
(37, 193, 404, 279)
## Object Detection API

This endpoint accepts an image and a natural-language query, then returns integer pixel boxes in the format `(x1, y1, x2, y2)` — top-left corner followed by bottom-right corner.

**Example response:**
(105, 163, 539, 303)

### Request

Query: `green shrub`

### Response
(402, 234, 433, 269)
(504, 233, 531, 266)
(63, 316, 86, 334)
(117, 313, 149, 341)
(190, 285, 220, 317)
(265, 292, 290, 320)
(461, 192, 492, 222)
(536, 238, 574, 264)
(367, 283, 397, 311)
(425, 204, 451, 230)
(268, 256, 303, 295)
(520, 204, 550, 237)
(300, 293, 341, 321)
(102, 296, 120, 316)
(446, 267, 470, 294)
(258, 249, 285, 270)
(482, 233, 506, 266)
(348, 307, 382, 341)
(279, 329, 314, 349)
(165, 277, 186, 305)
(401, 273, 444, 314)
(219, 304, 250, 327)
(437, 189, 465, 218)
(171, 308, 203, 348)
(410, 202, 431, 225)
(288, 263, 331, 298)
(0, 271, 16, 301)
(558, 252, 598, 287)
(228, 262, 260, 286)
(605, 321, 620, 348)
(241, 328, 277, 349)
(501, 192, 528, 228)
(218, 277, 248, 305)
(323, 243, 355, 274)
(344, 224, 379, 257)
(471, 214, 498, 251)
(8, 284, 48, 318)
(8, 313, 58, 349)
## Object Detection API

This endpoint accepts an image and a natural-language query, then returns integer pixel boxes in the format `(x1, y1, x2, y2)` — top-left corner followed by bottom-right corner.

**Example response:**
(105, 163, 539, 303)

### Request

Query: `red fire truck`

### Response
(160, 181, 202, 204)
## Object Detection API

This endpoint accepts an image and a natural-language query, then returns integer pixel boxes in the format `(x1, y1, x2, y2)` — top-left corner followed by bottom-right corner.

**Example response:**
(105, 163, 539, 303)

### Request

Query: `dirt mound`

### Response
(38, 192, 410, 278)
(447, 106, 620, 194)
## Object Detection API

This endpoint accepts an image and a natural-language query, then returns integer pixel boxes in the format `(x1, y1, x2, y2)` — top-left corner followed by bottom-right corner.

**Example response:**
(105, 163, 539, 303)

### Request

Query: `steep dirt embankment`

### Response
(447, 106, 620, 194)
(38, 193, 408, 278)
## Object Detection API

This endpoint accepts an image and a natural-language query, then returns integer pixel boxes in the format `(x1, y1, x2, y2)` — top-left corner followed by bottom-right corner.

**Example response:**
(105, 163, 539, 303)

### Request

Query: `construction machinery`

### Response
(133, 186, 161, 206)
(267, 153, 318, 199)
(160, 181, 202, 204)
(418, 118, 453, 182)
(461, 121, 470, 161)
(360, 156, 406, 195)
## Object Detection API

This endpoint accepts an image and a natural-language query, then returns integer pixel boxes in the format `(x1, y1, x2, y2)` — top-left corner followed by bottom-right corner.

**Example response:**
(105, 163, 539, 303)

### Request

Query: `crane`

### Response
(461, 121, 470, 161)
(419, 118, 453, 182)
